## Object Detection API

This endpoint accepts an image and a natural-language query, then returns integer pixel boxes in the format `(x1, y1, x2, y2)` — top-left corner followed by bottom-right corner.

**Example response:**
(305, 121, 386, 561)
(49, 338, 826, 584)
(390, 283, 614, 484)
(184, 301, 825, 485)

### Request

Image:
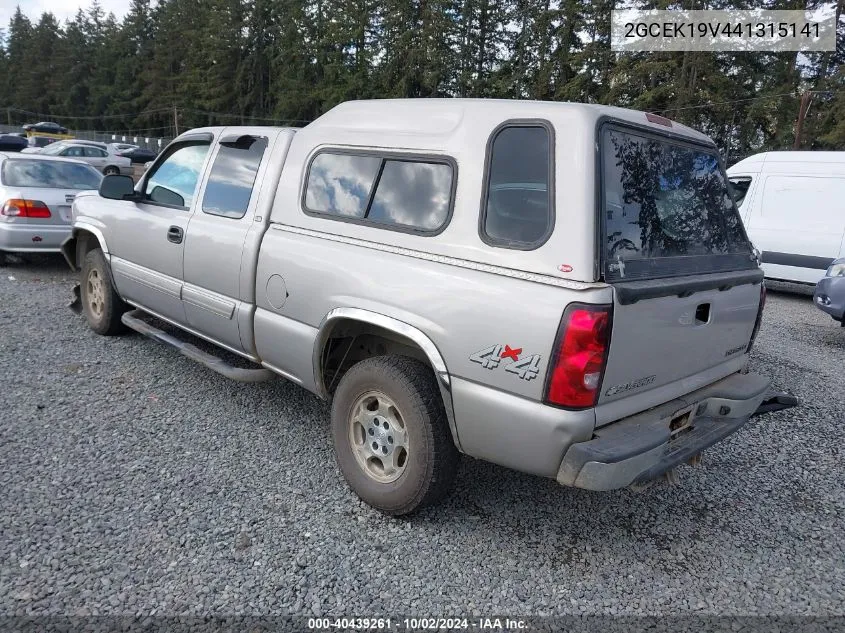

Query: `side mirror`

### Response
(99, 174, 137, 201)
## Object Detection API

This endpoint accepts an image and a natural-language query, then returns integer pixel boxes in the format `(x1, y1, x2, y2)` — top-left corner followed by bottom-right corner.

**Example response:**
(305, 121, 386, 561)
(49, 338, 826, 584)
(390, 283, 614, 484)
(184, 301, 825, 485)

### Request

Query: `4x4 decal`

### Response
(469, 344, 542, 381)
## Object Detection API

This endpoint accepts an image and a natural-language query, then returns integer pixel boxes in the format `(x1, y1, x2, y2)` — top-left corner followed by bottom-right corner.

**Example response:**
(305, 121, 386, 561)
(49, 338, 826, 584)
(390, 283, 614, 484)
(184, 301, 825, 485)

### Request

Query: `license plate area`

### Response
(668, 405, 696, 440)
(58, 206, 72, 222)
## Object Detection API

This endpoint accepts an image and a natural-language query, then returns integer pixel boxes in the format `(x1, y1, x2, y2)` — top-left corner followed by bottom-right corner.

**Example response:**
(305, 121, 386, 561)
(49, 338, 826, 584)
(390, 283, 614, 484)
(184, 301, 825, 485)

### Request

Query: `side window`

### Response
(83, 147, 106, 158)
(481, 124, 553, 249)
(729, 177, 752, 208)
(368, 161, 452, 230)
(63, 147, 84, 157)
(305, 153, 381, 218)
(144, 142, 210, 208)
(304, 152, 454, 232)
(202, 137, 268, 219)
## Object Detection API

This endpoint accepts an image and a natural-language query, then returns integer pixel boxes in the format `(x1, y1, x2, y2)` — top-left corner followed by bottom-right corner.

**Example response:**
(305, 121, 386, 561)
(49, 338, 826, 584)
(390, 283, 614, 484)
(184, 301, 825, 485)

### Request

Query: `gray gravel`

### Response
(0, 255, 843, 617)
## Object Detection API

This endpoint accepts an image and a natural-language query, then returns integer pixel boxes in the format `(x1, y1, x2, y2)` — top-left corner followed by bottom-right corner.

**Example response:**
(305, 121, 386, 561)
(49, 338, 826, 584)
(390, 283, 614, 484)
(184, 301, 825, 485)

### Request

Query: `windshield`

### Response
(601, 126, 754, 282)
(39, 143, 68, 156)
(1, 159, 103, 189)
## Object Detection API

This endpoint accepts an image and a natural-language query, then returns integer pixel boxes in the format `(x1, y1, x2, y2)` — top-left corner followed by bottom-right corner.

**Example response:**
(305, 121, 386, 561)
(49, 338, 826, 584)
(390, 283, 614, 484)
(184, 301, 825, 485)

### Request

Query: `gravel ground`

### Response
(0, 255, 843, 619)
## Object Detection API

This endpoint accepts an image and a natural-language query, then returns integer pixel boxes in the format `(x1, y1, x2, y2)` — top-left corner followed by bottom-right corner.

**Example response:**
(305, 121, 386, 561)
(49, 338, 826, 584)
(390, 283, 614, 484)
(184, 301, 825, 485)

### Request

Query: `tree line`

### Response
(0, 0, 842, 162)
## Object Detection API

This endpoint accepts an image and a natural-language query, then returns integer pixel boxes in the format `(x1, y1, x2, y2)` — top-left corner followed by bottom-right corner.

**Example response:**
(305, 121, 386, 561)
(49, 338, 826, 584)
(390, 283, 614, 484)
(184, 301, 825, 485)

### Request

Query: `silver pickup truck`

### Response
(63, 99, 796, 515)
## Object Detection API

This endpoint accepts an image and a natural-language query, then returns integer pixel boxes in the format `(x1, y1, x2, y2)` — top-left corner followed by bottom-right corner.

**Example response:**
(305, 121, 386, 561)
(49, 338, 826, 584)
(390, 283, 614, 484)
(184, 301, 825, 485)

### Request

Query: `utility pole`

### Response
(173, 105, 179, 137)
(793, 91, 813, 150)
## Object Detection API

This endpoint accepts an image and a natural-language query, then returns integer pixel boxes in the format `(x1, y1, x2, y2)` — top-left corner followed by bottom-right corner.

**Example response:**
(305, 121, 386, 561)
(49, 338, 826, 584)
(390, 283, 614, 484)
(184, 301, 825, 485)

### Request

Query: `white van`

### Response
(727, 152, 845, 284)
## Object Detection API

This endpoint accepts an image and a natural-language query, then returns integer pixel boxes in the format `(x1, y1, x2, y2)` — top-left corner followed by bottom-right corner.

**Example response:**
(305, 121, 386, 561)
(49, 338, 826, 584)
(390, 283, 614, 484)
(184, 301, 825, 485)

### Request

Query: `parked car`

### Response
(118, 146, 158, 164)
(22, 121, 68, 135)
(29, 136, 59, 149)
(62, 100, 796, 515)
(727, 151, 845, 285)
(0, 134, 29, 152)
(0, 153, 103, 257)
(22, 139, 103, 155)
(814, 258, 845, 326)
(39, 141, 132, 176)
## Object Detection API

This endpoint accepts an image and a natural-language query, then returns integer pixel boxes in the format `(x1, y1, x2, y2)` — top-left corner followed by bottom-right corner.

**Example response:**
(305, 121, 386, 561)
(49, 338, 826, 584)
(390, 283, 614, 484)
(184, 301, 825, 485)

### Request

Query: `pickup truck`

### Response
(63, 99, 796, 515)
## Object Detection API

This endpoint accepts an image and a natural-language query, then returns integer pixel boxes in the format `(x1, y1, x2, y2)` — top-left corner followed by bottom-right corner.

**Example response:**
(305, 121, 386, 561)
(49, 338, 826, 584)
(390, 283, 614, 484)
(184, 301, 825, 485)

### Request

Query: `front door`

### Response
(108, 138, 213, 325)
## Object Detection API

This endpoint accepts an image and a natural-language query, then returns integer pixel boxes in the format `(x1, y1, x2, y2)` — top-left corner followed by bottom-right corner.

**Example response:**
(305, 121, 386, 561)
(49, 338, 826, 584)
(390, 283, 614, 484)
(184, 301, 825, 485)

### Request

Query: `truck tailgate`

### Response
(598, 276, 762, 416)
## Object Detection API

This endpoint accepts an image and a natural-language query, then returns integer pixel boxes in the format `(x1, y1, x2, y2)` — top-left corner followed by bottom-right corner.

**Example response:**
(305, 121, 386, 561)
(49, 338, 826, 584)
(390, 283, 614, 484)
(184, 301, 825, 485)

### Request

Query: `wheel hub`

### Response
(349, 390, 409, 484)
(86, 269, 105, 317)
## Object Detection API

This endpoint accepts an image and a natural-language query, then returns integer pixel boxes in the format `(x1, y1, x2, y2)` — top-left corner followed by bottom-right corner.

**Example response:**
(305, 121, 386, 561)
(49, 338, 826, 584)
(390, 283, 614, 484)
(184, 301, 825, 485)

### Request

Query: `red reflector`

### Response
(545, 304, 612, 408)
(645, 112, 673, 127)
(1, 199, 51, 218)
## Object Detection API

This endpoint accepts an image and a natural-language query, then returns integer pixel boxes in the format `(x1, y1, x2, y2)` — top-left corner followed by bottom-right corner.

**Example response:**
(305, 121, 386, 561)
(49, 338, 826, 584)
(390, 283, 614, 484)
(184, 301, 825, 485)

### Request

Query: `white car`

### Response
(0, 152, 103, 256)
(38, 141, 133, 176)
(109, 143, 139, 154)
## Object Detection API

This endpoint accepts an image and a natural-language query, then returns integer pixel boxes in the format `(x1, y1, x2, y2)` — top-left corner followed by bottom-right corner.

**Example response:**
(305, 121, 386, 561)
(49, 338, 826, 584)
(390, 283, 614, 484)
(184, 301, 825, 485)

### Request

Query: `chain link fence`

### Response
(0, 124, 171, 151)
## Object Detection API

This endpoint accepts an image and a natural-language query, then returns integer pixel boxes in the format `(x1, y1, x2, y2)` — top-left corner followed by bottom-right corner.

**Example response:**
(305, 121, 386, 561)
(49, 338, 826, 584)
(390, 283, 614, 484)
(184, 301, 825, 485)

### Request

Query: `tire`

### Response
(331, 355, 459, 516)
(80, 248, 128, 336)
(103, 166, 120, 176)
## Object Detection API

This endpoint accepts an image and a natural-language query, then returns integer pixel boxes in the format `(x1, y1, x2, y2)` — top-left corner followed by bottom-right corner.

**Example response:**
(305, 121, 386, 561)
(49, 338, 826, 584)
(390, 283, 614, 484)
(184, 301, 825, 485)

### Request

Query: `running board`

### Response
(121, 310, 274, 383)
(751, 389, 799, 417)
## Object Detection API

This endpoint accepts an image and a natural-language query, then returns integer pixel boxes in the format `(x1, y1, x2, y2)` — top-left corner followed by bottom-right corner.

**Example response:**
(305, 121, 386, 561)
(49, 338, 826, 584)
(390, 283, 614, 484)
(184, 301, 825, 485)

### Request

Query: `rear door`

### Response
(83, 146, 108, 170)
(181, 131, 272, 354)
(596, 125, 761, 422)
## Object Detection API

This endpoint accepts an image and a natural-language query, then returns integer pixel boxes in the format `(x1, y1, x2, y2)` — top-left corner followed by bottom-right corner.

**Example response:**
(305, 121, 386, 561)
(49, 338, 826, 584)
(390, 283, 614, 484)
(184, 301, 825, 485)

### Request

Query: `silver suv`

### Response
(63, 100, 796, 514)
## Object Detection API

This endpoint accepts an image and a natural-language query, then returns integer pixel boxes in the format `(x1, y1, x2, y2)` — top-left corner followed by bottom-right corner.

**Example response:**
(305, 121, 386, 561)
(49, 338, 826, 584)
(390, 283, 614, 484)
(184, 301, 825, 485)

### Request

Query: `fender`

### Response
(313, 307, 461, 449)
(61, 222, 110, 271)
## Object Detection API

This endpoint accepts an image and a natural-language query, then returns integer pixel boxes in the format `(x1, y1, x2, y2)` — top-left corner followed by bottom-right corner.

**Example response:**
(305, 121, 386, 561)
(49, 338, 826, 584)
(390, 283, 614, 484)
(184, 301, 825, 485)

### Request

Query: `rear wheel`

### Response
(81, 248, 128, 335)
(331, 355, 459, 516)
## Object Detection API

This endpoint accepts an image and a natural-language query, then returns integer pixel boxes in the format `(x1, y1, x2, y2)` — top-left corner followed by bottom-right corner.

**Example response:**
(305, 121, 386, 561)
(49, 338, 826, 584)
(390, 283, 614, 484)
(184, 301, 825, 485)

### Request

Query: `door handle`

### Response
(167, 226, 183, 244)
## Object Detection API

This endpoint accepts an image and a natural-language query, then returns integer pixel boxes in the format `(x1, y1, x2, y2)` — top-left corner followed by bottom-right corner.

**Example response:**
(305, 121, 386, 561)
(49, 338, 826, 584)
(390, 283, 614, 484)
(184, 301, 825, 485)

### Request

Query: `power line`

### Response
(179, 107, 311, 125)
(5, 106, 174, 120)
(652, 90, 837, 115)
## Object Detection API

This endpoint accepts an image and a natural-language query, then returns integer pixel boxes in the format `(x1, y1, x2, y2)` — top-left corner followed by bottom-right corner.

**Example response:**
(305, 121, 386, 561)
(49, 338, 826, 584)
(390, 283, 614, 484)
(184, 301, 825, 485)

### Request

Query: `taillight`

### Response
(1, 199, 51, 218)
(544, 303, 612, 409)
(747, 283, 766, 353)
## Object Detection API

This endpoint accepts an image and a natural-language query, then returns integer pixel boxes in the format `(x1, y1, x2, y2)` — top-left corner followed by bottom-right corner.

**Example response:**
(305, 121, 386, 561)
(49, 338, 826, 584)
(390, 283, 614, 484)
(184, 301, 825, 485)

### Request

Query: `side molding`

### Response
(313, 307, 461, 449)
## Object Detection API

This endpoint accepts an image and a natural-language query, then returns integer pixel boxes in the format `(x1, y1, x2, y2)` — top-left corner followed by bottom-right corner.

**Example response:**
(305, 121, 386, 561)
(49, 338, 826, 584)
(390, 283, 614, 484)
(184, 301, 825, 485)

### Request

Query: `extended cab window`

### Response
(202, 137, 268, 219)
(481, 124, 553, 249)
(602, 127, 753, 282)
(144, 142, 210, 208)
(305, 152, 454, 232)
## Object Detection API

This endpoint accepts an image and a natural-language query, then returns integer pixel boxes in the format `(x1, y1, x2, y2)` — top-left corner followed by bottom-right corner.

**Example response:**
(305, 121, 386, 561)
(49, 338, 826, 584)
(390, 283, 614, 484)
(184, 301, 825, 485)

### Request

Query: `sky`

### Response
(1, 0, 131, 32)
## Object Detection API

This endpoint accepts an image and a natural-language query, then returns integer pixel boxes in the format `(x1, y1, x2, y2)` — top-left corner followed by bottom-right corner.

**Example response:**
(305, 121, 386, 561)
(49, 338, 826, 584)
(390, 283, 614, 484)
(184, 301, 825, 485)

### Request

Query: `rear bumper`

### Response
(0, 223, 71, 253)
(814, 276, 845, 322)
(557, 372, 796, 491)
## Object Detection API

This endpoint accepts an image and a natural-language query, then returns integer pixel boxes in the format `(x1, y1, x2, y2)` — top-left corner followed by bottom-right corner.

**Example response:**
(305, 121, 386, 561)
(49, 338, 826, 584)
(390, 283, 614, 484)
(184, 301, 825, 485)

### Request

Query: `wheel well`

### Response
(74, 230, 101, 268)
(319, 320, 431, 396)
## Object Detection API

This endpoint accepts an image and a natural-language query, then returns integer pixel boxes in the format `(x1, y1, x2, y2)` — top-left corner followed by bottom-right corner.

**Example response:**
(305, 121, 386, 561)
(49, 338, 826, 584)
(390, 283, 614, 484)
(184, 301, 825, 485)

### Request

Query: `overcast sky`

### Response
(1, 0, 131, 32)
